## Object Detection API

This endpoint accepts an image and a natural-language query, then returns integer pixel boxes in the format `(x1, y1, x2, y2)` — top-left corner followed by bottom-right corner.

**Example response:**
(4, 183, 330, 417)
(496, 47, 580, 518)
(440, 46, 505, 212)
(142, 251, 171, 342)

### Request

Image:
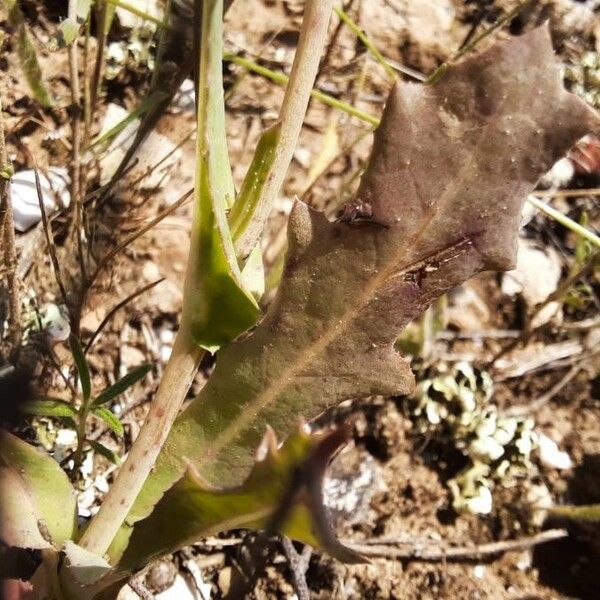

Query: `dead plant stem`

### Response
(345, 528, 568, 561)
(0, 93, 20, 351)
(32, 167, 70, 310)
(67, 0, 87, 286)
(90, 0, 110, 132)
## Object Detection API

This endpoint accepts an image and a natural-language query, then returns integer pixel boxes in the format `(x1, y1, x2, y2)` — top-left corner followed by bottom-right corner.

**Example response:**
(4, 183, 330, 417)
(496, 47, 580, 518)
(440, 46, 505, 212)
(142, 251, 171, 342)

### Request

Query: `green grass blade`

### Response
(21, 399, 78, 419)
(69, 334, 91, 402)
(92, 407, 124, 436)
(551, 504, 600, 522)
(88, 91, 169, 149)
(334, 6, 395, 80)
(89, 440, 121, 464)
(229, 124, 281, 244)
(93, 364, 152, 406)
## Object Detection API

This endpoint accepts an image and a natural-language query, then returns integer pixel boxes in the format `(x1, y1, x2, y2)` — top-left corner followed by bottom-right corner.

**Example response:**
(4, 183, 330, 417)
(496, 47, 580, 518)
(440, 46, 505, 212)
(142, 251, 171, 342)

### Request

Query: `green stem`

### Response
(527, 195, 600, 248)
(334, 6, 395, 80)
(107, 0, 164, 27)
(230, 0, 336, 260)
(225, 53, 380, 127)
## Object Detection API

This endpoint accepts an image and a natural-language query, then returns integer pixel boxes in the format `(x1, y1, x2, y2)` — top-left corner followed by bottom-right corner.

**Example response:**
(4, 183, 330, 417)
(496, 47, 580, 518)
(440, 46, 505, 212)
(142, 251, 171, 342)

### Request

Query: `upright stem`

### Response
(233, 0, 334, 260)
(67, 0, 87, 285)
(78, 0, 224, 554)
(79, 0, 334, 558)
(79, 326, 204, 555)
(89, 0, 112, 135)
(0, 93, 20, 352)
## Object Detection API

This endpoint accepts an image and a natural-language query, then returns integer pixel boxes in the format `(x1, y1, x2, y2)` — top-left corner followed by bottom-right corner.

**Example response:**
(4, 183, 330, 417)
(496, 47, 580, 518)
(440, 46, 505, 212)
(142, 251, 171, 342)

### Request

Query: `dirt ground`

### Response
(2, 0, 600, 598)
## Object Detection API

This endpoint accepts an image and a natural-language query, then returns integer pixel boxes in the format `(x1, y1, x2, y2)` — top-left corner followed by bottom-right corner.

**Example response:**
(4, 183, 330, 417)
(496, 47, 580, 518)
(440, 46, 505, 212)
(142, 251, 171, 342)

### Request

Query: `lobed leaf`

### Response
(0, 430, 77, 550)
(109, 27, 600, 564)
(117, 426, 363, 569)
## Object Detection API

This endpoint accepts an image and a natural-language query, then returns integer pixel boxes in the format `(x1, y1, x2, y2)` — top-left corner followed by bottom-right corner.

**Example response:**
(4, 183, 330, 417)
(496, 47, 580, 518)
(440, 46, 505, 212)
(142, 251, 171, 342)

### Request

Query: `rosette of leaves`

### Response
(405, 362, 537, 515)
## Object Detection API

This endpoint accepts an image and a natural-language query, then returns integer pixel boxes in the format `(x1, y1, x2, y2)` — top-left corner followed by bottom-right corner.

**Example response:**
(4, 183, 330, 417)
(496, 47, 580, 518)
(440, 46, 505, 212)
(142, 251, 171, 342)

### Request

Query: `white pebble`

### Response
(538, 433, 572, 470)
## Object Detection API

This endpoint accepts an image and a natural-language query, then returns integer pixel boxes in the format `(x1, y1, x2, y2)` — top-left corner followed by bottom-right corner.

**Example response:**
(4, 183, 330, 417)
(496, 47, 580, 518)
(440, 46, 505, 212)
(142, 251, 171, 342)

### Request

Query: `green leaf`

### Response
(550, 504, 600, 522)
(89, 441, 121, 465)
(58, 541, 124, 600)
(69, 334, 91, 403)
(3, 0, 55, 107)
(50, 0, 93, 49)
(108, 27, 600, 564)
(117, 426, 362, 570)
(54, 18, 79, 48)
(182, 0, 260, 352)
(229, 124, 281, 244)
(93, 364, 152, 406)
(88, 91, 169, 149)
(22, 398, 78, 419)
(0, 430, 77, 549)
(92, 407, 124, 437)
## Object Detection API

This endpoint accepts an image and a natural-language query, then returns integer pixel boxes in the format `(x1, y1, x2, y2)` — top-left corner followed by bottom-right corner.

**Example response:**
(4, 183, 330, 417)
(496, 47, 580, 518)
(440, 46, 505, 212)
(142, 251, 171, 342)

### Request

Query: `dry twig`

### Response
(344, 528, 568, 562)
(0, 93, 20, 353)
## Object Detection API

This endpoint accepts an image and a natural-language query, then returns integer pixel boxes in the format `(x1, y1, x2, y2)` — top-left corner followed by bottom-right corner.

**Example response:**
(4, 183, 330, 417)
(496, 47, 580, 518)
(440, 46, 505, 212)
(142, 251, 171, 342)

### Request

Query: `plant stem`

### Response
(527, 195, 600, 248)
(82, 13, 93, 149)
(72, 407, 88, 472)
(67, 0, 87, 288)
(79, 325, 204, 555)
(0, 93, 20, 352)
(226, 53, 379, 127)
(78, 0, 220, 555)
(89, 0, 114, 135)
(232, 0, 335, 260)
(334, 5, 396, 80)
(108, 0, 165, 27)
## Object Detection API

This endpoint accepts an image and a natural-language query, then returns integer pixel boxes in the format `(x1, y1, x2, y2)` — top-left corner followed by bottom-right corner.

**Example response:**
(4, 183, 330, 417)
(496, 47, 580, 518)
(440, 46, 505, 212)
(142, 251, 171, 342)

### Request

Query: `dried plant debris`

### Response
(565, 51, 600, 109)
(404, 362, 537, 515)
(109, 26, 600, 565)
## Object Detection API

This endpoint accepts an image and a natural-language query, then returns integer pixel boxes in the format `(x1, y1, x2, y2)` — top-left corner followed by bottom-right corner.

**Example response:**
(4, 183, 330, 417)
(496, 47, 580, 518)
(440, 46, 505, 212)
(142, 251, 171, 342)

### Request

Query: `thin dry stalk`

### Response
(86, 188, 192, 289)
(32, 167, 70, 309)
(84, 278, 164, 354)
(281, 538, 311, 600)
(345, 528, 568, 562)
(89, 0, 110, 133)
(67, 0, 87, 284)
(0, 94, 20, 351)
(82, 14, 93, 150)
(504, 364, 582, 417)
(490, 250, 599, 365)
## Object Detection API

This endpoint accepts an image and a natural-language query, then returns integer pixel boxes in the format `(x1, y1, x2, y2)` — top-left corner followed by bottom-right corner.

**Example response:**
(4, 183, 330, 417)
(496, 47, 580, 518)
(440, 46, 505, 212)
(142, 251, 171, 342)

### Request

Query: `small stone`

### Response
(538, 433, 572, 470)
